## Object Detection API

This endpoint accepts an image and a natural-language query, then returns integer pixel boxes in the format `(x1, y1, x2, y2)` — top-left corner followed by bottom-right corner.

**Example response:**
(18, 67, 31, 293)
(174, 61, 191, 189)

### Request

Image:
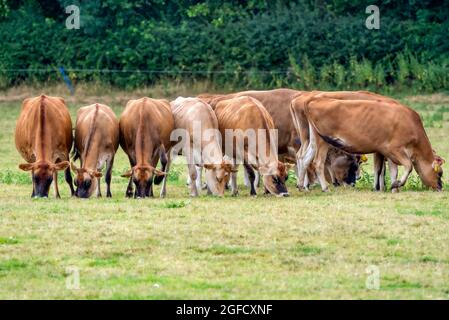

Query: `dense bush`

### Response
(0, 0, 448, 92)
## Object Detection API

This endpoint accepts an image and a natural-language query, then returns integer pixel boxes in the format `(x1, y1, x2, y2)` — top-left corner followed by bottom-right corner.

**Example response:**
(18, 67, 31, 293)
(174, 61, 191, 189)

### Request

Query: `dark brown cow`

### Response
(214, 96, 292, 197)
(15, 95, 74, 198)
(71, 103, 119, 198)
(119, 97, 174, 198)
(304, 98, 444, 191)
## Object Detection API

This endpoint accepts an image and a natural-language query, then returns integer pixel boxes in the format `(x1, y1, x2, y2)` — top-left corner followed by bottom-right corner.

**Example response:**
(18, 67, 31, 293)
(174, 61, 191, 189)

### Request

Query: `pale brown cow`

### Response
(199, 89, 362, 190)
(304, 98, 443, 191)
(170, 97, 235, 197)
(15, 95, 74, 198)
(199, 89, 302, 158)
(120, 98, 174, 198)
(290, 91, 400, 191)
(214, 96, 292, 196)
(71, 103, 119, 198)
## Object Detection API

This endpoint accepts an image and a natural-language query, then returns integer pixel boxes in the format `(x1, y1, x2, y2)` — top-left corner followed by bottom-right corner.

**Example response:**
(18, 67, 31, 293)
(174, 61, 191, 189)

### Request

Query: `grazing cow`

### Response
(214, 96, 291, 197)
(71, 103, 119, 198)
(15, 95, 74, 198)
(170, 97, 235, 196)
(199, 89, 302, 158)
(199, 89, 363, 190)
(119, 98, 174, 198)
(303, 98, 444, 191)
(291, 91, 398, 191)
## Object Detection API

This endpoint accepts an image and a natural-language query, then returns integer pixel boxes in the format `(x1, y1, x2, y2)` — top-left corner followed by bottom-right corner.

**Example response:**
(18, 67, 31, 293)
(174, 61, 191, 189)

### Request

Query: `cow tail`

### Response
(154, 144, 168, 185)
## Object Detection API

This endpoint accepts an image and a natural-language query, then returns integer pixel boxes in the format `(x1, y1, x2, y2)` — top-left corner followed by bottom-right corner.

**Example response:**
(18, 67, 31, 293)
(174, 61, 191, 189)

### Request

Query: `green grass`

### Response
(1, 93, 449, 299)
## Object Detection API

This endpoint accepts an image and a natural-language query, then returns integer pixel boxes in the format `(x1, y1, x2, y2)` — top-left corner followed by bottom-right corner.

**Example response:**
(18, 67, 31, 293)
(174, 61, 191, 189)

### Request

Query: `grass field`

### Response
(1, 89, 449, 299)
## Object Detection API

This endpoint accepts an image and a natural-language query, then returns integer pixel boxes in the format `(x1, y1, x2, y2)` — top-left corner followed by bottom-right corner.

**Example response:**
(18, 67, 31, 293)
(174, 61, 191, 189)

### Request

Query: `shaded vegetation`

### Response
(0, 1, 448, 92)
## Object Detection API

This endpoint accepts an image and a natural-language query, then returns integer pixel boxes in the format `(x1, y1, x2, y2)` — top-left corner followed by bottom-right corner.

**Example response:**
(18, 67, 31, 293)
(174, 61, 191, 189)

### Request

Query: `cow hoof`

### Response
(391, 181, 401, 189)
(391, 188, 399, 194)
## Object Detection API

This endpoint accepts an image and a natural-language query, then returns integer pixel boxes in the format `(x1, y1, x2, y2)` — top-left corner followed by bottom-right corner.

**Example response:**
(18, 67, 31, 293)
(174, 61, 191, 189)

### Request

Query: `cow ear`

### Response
(203, 164, 215, 170)
(153, 169, 167, 177)
(360, 154, 368, 163)
(54, 161, 70, 171)
(92, 171, 103, 178)
(258, 165, 271, 175)
(284, 162, 294, 171)
(121, 170, 133, 178)
(19, 163, 34, 171)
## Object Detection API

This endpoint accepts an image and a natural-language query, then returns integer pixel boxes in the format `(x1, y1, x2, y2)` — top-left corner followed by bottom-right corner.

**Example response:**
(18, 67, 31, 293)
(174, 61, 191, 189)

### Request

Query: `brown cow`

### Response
(199, 89, 302, 158)
(71, 103, 119, 198)
(291, 91, 399, 191)
(304, 98, 443, 191)
(170, 97, 235, 197)
(199, 89, 362, 190)
(214, 96, 292, 196)
(119, 97, 174, 198)
(15, 95, 74, 198)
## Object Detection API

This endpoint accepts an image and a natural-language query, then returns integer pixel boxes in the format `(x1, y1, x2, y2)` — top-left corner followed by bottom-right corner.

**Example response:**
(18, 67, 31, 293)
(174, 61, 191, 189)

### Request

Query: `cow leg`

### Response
(313, 142, 330, 192)
(296, 128, 316, 191)
(150, 184, 154, 197)
(160, 153, 171, 198)
(105, 157, 114, 198)
(126, 157, 136, 198)
(328, 167, 339, 187)
(31, 173, 36, 198)
(188, 164, 199, 197)
(390, 153, 412, 192)
(126, 178, 134, 198)
(304, 171, 310, 189)
(388, 159, 399, 193)
(64, 167, 75, 197)
(244, 164, 257, 196)
(373, 153, 386, 191)
(195, 165, 203, 193)
(96, 177, 102, 197)
(53, 171, 61, 198)
(255, 171, 260, 188)
(230, 165, 239, 196)
(243, 168, 250, 188)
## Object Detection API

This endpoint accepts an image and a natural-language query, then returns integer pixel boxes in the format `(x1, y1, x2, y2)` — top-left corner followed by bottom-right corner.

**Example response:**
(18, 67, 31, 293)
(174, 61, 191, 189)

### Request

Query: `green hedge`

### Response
(0, 0, 448, 92)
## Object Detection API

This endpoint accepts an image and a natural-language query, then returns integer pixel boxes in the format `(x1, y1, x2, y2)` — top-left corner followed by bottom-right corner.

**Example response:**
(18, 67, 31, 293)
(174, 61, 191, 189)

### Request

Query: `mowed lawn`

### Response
(1, 93, 449, 299)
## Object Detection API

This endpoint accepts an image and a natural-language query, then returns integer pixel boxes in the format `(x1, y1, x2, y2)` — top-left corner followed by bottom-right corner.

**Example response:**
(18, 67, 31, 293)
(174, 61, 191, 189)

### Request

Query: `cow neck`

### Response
(135, 105, 154, 167)
(34, 97, 51, 162)
(255, 102, 278, 171)
(413, 135, 436, 177)
(81, 105, 100, 172)
(202, 137, 223, 165)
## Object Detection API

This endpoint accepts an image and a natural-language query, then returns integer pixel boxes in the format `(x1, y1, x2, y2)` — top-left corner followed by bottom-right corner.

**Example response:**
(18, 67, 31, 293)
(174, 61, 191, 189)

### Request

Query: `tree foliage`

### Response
(0, 0, 448, 91)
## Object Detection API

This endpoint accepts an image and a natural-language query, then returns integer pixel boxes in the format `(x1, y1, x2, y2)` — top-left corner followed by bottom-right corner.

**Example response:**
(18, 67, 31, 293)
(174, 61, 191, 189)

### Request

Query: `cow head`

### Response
(203, 158, 236, 196)
(19, 160, 70, 197)
(70, 162, 102, 198)
(431, 155, 444, 191)
(328, 152, 366, 187)
(259, 161, 292, 197)
(121, 165, 166, 198)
